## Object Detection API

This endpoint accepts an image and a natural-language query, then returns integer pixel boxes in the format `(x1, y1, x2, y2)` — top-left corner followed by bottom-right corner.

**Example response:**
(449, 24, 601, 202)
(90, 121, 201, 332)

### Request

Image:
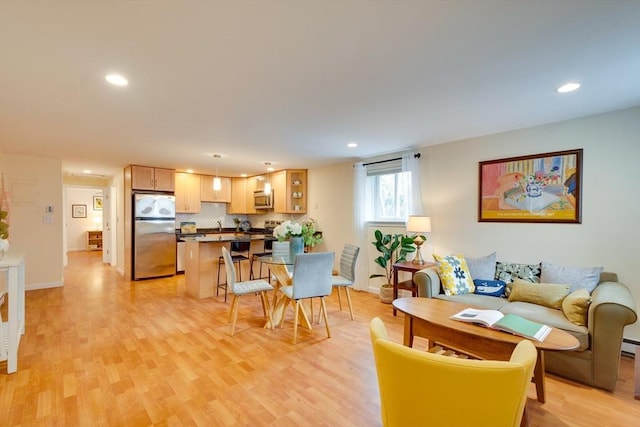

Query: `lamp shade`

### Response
(406, 215, 431, 233)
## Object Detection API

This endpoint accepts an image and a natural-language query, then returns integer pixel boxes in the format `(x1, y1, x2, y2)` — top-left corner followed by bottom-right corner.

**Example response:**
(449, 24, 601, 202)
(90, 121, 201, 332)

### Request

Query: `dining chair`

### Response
(250, 237, 274, 280)
(278, 252, 334, 344)
(369, 317, 536, 427)
(330, 244, 360, 320)
(221, 247, 274, 336)
(217, 240, 251, 302)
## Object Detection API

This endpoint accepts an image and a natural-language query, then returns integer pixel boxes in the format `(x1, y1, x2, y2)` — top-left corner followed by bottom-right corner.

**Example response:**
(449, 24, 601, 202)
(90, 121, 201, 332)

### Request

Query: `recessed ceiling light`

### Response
(186, 169, 194, 174)
(105, 73, 128, 87)
(83, 169, 92, 174)
(556, 82, 580, 93)
(240, 173, 247, 177)
(347, 142, 358, 148)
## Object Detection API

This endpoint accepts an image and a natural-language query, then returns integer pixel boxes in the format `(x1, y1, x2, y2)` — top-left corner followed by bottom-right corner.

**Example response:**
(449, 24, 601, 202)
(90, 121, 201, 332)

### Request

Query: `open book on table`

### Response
(450, 308, 552, 342)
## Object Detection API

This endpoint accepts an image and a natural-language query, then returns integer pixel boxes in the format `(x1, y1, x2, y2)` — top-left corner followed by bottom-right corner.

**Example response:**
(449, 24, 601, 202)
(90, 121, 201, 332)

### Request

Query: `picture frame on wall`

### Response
(72, 204, 87, 218)
(478, 149, 583, 223)
(93, 196, 103, 211)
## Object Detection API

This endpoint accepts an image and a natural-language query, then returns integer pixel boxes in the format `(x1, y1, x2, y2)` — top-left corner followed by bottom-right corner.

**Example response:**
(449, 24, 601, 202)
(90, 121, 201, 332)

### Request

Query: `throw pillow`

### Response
(466, 252, 497, 280)
(433, 254, 475, 296)
(473, 279, 506, 297)
(495, 262, 541, 297)
(562, 289, 592, 326)
(540, 261, 604, 293)
(507, 278, 570, 309)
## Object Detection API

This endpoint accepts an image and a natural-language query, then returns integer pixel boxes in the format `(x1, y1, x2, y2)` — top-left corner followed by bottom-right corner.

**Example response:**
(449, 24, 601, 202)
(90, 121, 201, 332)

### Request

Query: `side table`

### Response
(392, 261, 436, 316)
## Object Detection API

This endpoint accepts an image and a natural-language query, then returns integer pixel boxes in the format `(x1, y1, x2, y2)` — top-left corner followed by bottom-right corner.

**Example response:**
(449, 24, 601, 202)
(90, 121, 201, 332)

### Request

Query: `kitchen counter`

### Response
(184, 234, 272, 299)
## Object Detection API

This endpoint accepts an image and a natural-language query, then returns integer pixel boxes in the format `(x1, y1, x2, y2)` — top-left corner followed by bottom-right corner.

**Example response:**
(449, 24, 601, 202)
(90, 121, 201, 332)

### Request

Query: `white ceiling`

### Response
(1, 1, 639, 179)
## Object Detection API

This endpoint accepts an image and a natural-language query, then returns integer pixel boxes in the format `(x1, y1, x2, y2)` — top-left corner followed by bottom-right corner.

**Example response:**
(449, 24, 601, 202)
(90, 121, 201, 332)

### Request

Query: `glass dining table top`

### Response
(259, 256, 295, 266)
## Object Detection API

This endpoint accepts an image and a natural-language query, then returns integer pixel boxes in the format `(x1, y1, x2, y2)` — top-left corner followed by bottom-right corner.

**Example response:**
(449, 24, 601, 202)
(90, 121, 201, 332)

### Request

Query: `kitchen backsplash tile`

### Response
(176, 202, 305, 230)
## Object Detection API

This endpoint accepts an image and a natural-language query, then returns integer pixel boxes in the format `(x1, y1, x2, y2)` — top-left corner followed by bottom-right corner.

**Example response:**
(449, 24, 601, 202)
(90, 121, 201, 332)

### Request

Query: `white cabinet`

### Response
(175, 172, 201, 213)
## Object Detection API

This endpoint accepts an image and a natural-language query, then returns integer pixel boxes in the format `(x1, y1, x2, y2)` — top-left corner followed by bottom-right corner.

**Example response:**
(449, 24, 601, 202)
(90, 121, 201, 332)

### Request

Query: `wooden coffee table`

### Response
(392, 297, 580, 403)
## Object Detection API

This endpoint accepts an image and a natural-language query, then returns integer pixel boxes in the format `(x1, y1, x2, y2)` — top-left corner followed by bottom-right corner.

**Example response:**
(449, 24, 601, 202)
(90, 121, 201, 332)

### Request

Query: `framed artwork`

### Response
(72, 204, 87, 218)
(478, 149, 583, 223)
(93, 196, 103, 211)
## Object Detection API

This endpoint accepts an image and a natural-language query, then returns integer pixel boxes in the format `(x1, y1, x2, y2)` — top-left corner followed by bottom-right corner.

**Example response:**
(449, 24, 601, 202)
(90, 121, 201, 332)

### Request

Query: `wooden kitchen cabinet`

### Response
(273, 169, 307, 213)
(175, 172, 201, 213)
(228, 177, 257, 214)
(131, 165, 175, 191)
(201, 175, 231, 203)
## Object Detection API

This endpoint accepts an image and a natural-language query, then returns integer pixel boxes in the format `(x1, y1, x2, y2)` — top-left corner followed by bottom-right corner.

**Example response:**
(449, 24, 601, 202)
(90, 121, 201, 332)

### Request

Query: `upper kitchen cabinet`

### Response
(131, 165, 175, 192)
(274, 169, 307, 213)
(201, 175, 231, 203)
(228, 177, 257, 215)
(175, 172, 201, 213)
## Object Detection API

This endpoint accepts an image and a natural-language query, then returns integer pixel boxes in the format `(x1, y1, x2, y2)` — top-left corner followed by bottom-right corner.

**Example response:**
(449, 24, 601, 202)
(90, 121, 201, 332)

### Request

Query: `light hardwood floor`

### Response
(1, 251, 638, 426)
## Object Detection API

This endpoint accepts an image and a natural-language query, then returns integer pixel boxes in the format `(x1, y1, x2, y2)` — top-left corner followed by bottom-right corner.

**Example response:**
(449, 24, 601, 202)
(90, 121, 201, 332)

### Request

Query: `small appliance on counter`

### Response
(180, 221, 197, 234)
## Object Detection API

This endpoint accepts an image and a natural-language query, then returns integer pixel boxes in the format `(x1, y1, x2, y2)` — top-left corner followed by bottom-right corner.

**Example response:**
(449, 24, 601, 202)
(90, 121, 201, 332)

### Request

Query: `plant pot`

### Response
(380, 284, 394, 304)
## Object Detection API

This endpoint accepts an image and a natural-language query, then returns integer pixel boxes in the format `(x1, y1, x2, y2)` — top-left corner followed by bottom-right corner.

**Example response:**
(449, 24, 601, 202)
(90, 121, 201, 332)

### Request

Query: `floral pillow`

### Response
(433, 254, 475, 296)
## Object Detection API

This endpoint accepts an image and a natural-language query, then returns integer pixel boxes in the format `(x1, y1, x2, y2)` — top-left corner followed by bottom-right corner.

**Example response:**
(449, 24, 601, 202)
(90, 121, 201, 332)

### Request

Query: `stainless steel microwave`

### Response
(254, 190, 273, 209)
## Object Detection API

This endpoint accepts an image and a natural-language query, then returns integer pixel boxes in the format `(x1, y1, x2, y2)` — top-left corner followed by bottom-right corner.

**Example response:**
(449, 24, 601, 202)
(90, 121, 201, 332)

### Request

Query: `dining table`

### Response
(259, 255, 314, 329)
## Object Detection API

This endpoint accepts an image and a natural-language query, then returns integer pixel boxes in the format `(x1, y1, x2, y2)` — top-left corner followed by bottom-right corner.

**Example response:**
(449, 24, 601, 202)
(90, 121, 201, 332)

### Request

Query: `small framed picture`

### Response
(93, 196, 103, 211)
(72, 204, 87, 218)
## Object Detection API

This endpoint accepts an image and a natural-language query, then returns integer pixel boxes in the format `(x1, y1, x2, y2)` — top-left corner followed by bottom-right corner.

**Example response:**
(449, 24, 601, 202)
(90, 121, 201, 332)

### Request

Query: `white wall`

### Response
(422, 107, 640, 339)
(2, 153, 64, 289)
(65, 187, 103, 251)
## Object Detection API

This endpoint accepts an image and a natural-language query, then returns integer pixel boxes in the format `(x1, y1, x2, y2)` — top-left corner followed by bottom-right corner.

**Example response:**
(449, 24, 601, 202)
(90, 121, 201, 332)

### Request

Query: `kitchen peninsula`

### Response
(183, 233, 270, 298)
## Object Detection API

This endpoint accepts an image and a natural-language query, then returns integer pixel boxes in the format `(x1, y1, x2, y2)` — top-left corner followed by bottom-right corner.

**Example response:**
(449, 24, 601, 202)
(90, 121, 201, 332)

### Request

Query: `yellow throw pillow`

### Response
(562, 289, 592, 326)
(433, 254, 474, 296)
(507, 278, 570, 309)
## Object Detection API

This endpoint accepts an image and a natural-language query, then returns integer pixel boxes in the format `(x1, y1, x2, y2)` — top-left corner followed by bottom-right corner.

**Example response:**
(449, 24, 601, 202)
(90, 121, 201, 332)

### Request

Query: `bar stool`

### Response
(250, 238, 274, 279)
(217, 240, 251, 302)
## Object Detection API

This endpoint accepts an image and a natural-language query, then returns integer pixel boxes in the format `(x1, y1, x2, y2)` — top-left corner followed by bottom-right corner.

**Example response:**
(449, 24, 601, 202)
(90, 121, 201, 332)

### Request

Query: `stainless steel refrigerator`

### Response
(133, 192, 176, 280)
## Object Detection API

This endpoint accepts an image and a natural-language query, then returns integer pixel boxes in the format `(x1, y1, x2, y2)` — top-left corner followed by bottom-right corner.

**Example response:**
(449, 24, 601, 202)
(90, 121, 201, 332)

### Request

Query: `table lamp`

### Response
(406, 215, 431, 265)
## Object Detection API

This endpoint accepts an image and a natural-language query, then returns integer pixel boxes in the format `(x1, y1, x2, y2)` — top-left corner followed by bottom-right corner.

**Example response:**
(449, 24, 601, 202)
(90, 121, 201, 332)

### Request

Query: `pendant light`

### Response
(263, 161, 272, 194)
(212, 154, 222, 191)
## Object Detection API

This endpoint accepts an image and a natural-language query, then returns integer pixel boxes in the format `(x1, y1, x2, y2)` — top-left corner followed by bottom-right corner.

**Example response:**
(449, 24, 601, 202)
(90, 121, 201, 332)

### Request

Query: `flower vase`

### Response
(289, 236, 304, 262)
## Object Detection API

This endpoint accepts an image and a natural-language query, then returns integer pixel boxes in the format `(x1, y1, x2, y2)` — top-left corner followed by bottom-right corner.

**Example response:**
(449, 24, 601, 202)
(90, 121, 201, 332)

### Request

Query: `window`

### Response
(364, 158, 412, 222)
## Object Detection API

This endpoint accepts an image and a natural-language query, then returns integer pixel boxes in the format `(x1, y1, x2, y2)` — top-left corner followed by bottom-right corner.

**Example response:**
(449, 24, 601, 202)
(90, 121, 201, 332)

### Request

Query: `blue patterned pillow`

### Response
(473, 279, 506, 297)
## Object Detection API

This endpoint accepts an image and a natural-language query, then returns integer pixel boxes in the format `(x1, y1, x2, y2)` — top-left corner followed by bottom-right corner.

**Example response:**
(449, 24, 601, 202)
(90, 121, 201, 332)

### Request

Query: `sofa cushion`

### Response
(466, 252, 497, 280)
(473, 279, 506, 297)
(495, 262, 541, 297)
(434, 293, 509, 311)
(508, 278, 571, 309)
(433, 254, 474, 296)
(540, 261, 604, 293)
(562, 289, 592, 326)
(495, 262, 541, 284)
(500, 301, 589, 351)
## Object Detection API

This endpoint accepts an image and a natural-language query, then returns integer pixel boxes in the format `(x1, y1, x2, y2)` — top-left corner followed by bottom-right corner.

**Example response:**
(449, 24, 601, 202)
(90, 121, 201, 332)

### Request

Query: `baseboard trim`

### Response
(26, 281, 63, 291)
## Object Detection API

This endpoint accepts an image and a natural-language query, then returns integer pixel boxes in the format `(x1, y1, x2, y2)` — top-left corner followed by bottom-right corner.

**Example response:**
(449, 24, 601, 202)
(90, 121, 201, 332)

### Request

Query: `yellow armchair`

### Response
(369, 317, 537, 427)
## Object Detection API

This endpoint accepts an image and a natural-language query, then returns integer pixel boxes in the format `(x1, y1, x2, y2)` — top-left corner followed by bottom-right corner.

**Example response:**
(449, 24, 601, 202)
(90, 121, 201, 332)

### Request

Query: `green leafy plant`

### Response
(0, 209, 8, 239)
(369, 230, 415, 284)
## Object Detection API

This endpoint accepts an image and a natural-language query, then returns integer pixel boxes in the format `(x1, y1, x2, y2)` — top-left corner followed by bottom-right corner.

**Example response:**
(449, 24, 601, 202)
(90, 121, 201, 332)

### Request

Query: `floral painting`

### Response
(478, 149, 582, 223)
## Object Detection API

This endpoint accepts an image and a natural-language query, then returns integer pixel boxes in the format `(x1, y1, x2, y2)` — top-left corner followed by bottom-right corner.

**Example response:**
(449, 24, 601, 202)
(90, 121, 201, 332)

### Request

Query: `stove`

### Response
(263, 220, 282, 237)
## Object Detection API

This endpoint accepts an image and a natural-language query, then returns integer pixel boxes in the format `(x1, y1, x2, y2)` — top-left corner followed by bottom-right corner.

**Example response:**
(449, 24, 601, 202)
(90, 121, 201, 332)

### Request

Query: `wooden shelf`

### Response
(87, 231, 103, 251)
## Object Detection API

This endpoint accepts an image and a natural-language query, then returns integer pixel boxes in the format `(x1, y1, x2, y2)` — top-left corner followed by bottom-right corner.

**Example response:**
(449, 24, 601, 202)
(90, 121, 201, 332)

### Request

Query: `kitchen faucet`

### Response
(217, 220, 222, 232)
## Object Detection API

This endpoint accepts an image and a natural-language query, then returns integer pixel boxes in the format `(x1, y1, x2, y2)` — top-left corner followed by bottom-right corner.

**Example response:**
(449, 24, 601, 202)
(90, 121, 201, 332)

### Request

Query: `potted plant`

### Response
(369, 230, 415, 303)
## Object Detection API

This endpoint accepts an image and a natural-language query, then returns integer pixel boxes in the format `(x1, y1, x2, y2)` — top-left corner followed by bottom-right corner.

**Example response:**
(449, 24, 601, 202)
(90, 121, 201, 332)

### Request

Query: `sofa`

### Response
(413, 257, 637, 391)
